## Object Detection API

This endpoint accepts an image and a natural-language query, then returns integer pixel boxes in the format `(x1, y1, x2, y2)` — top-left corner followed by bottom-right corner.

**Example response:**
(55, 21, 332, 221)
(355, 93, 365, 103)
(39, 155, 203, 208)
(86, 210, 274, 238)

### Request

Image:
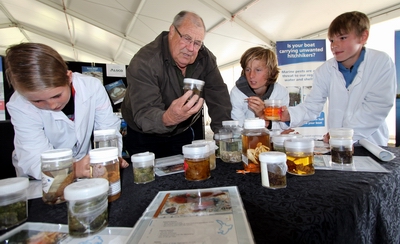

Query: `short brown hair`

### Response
(328, 11, 370, 38)
(240, 47, 280, 85)
(5, 43, 69, 92)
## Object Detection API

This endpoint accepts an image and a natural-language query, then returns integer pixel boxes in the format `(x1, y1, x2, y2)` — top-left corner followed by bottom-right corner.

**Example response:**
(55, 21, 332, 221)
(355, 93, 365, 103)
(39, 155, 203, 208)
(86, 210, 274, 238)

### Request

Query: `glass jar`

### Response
(329, 128, 354, 140)
(330, 139, 354, 165)
(214, 130, 232, 158)
(284, 138, 315, 176)
(264, 99, 282, 121)
(182, 144, 210, 181)
(0, 177, 29, 230)
(241, 118, 271, 173)
(192, 140, 217, 170)
(131, 151, 155, 184)
(271, 134, 300, 152)
(259, 152, 287, 189)
(89, 147, 121, 202)
(93, 129, 117, 148)
(64, 178, 109, 237)
(41, 148, 75, 205)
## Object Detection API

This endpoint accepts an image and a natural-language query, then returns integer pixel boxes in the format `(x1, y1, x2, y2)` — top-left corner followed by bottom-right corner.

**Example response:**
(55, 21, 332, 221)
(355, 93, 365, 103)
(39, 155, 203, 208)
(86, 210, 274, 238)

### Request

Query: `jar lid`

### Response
(94, 129, 116, 136)
(284, 138, 314, 149)
(222, 120, 239, 127)
(182, 144, 209, 155)
(329, 128, 354, 138)
(272, 134, 300, 144)
(264, 99, 282, 106)
(64, 178, 109, 201)
(192, 140, 217, 151)
(183, 78, 205, 86)
(329, 138, 354, 146)
(131, 151, 155, 163)
(41, 148, 72, 159)
(0, 177, 29, 195)
(269, 129, 282, 137)
(89, 147, 118, 163)
(259, 151, 287, 163)
(243, 118, 265, 129)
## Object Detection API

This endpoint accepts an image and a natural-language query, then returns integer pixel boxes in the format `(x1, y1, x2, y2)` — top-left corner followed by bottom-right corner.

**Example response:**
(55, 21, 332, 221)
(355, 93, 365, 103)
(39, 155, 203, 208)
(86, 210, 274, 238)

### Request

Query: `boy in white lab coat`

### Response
(5, 43, 129, 180)
(280, 11, 396, 146)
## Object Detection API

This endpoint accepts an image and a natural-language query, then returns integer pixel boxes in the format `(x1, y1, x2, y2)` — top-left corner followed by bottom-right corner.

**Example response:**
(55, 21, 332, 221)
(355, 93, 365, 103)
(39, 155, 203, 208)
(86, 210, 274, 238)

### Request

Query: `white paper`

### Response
(359, 139, 396, 161)
(314, 155, 390, 173)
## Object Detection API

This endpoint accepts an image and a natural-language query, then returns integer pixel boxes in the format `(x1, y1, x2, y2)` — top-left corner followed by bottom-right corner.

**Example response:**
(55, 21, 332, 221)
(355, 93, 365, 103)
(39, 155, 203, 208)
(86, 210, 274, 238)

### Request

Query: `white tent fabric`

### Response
(0, 0, 399, 67)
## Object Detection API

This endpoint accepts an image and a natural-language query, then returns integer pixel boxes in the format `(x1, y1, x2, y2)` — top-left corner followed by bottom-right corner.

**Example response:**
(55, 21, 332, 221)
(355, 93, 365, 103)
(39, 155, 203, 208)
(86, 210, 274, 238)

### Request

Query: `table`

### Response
(23, 146, 400, 243)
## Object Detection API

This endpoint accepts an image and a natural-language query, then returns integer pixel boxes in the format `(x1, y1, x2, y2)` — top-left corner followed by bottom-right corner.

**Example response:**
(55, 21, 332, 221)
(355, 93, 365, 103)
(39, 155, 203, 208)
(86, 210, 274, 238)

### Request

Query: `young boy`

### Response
(280, 11, 396, 146)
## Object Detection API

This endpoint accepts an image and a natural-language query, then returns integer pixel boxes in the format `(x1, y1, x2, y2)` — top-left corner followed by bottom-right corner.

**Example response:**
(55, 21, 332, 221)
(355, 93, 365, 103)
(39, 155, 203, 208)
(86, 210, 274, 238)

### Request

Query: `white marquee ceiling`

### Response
(0, 0, 399, 67)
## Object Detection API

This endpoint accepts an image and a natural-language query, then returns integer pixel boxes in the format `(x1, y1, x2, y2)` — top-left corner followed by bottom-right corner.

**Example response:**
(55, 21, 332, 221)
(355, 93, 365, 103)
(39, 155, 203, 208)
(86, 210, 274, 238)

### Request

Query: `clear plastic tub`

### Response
(182, 144, 210, 181)
(131, 151, 155, 184)
(64, 178, 109, 237)
(284, 138, 315, 176)
(41, 148, 74, 204)
(93, 129, 117, 148)
(89, 147, 121, 202)
(0, 177, 29, 230)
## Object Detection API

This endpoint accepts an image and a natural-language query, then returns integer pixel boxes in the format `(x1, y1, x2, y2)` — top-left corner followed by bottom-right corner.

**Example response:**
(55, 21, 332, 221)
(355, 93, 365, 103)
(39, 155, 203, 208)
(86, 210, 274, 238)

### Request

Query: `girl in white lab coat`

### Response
(5, 43, 129, 179)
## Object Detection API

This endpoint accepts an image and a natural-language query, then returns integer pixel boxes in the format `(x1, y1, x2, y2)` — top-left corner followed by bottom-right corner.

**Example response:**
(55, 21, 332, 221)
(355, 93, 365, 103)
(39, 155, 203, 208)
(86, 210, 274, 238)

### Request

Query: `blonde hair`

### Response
(240, 47, 280, 85)
(5, 43, 69, 92)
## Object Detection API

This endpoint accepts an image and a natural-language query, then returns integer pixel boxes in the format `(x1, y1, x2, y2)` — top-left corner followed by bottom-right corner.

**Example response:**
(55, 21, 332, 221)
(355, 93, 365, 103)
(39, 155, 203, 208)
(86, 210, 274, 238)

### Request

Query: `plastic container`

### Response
(259, 152, 287, 189)
(284, 138, 315, 176)
(330, 139, 354, 165)
(182, 144, 210, 181)
(214, 130, 232, 158)
(241, 118, 271, 173)
(0, 177, 29, 230)
(287, 86, 301, 106)
(192, 140, 217, 170)
(264, 99, 282, 121)
(64, 178, 109, 237)
(329, 128, 354, 140)
(89, 147, 121, 202)
(271, 134, 300, 152)
(131, 151, 155, 184)
(41, 148, 75, 205)
(183, 78, 205, 97)
(93, 129, 117, 148)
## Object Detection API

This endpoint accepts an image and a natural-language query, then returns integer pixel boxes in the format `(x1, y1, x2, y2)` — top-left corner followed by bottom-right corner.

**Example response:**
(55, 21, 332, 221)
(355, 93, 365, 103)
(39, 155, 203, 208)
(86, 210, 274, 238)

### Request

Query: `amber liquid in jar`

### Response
(286, 152, 314, 176)
(242, 134, 270, 173)
(91, 162, 121, 202)
(264, 107, 281, 121)
(184, 158, 210, 181)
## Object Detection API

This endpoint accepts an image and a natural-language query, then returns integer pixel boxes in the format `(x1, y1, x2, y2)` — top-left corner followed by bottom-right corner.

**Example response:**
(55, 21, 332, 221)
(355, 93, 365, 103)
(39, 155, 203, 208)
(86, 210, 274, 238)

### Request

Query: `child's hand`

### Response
(74, 155, 90, 178)
(119, 157, 129, 168)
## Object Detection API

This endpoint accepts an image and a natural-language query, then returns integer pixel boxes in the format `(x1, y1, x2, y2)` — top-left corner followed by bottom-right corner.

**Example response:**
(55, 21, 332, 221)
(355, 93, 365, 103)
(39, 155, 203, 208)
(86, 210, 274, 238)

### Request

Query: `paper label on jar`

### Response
(260, 163, 270, 187)
(242, 154, 248, 165)
(109, 180, 121, 196)
(41, 173, 54, 193)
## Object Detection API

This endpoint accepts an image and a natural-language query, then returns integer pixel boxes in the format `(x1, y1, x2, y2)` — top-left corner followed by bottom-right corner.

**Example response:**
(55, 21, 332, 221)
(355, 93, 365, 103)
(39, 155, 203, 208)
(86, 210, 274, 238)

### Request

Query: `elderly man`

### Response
(121, 10, 232, 158)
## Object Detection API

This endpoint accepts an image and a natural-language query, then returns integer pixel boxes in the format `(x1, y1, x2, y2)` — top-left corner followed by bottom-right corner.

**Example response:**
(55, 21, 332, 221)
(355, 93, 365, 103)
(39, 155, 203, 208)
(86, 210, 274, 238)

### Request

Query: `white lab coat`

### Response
(288, 48, 396, 146)
(6, 73, 123, 179)
(230, 82, 290, 130)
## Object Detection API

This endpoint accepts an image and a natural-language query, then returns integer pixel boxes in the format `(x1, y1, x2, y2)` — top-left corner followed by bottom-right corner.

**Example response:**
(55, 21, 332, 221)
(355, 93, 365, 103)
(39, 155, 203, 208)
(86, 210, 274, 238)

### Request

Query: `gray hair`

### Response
(172, 11, 205, 32)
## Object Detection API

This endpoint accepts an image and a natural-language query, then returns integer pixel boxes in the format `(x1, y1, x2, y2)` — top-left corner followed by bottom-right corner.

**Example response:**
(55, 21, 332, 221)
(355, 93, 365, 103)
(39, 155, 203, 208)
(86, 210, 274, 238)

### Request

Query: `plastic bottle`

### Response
(241, 118, 271, 173)
(131, 151, 155, 184)
(41, 148, 75, 204)
(89, 147, 121, 202)
(64, 178, 109, 237)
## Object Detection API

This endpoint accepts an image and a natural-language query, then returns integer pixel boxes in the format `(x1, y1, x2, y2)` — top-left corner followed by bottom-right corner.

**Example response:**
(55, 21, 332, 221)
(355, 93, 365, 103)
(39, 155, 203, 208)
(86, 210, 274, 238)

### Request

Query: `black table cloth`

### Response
(22, 146, 400, 244)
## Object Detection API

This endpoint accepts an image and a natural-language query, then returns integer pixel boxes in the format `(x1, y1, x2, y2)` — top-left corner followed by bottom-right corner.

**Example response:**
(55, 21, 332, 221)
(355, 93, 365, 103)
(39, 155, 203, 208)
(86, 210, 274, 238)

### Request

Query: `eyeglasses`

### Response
(174, 25, 203, 50)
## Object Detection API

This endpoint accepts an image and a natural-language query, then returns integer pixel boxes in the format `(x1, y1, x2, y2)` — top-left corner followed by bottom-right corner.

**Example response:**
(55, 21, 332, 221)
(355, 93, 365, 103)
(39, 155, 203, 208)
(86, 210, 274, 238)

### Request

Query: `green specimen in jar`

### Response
(68, 197, 108, 237)
(134, 166, 154, 183)
(0, 201, 27, 228)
